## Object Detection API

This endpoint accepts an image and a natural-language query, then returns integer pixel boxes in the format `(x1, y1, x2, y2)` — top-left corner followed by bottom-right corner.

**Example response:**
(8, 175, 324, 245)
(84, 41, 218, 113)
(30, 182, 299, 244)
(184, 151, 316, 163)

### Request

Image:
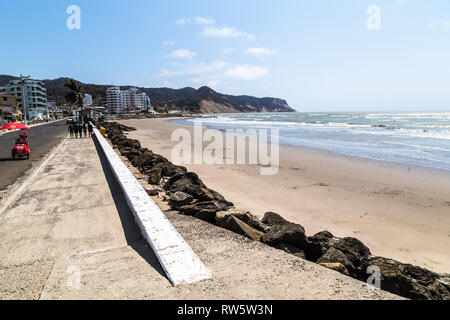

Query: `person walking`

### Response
(88, 123, 93, 137)
(74, 123, 79, 138)
(83, 123, 87, 138)
(69, 124, 74, 138)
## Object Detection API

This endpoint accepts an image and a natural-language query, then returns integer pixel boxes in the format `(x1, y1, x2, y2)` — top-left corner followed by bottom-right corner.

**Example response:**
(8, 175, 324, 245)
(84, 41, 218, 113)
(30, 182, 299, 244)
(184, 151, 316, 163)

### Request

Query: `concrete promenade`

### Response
(0, 136, 164, 299)
(0, 135, 400, 300)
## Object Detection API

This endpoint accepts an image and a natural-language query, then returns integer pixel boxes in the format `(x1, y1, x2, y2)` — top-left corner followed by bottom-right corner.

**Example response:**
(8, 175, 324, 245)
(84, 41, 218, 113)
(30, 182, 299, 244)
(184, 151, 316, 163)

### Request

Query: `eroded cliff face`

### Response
(198, 100, 237, 114)
(154, 86, 295, 114)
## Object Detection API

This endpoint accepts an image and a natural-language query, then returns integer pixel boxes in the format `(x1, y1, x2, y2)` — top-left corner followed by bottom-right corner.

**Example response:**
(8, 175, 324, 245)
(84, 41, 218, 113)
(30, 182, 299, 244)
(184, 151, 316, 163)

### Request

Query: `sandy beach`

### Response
(119, 118, 450, 274)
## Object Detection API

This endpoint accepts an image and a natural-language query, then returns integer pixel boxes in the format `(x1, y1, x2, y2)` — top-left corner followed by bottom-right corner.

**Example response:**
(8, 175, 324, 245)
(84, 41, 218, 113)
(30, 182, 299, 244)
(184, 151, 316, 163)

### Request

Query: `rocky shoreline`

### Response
(100, 121, 450, 300)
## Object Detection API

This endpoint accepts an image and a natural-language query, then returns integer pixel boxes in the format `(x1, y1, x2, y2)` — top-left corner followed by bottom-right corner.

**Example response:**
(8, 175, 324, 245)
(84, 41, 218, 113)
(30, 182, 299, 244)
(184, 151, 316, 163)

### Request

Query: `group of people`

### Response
(15, 131, 29, 145)
(68, 122, 93, 138)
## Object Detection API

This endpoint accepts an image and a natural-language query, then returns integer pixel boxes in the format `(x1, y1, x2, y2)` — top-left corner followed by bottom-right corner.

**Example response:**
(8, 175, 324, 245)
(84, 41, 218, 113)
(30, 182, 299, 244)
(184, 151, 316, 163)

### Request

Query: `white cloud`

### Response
(428, 20, 450, 29)
(176, 17, 215, 25)
(225, 65, 268, 80)
(244, 47, 278, 56)
(202, 27, 255, 40)
(162, 40, 175, 46)
(176, 18, 189, 25)
(222, 48, 235, 55)
(168, 49, 197, 60)
(194, 17, 215, 25)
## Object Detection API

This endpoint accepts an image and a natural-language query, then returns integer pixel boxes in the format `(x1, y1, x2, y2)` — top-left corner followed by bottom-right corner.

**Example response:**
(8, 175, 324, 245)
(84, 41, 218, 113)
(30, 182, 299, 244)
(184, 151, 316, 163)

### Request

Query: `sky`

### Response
(0, 0, 449, 112)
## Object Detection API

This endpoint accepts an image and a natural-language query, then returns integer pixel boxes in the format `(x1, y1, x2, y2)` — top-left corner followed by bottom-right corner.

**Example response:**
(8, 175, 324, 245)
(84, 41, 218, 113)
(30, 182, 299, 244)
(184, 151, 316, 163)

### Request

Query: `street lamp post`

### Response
(20, 74, 30, 125)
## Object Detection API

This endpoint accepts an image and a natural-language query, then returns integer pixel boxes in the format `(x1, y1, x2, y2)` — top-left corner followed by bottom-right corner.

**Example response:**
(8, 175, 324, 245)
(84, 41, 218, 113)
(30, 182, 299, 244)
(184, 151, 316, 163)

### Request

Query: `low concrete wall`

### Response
(92, 126, 212, 286)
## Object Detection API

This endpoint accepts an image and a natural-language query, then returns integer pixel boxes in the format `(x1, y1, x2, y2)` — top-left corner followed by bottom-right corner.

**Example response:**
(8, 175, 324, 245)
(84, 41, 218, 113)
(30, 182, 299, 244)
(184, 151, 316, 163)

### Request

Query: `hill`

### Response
(0, 75, 295, 113)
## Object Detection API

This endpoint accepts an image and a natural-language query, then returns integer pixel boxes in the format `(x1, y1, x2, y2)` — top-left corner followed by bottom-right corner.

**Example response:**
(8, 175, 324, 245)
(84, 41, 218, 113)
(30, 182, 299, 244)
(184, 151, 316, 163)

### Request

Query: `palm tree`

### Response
(64, 79, 84, 120)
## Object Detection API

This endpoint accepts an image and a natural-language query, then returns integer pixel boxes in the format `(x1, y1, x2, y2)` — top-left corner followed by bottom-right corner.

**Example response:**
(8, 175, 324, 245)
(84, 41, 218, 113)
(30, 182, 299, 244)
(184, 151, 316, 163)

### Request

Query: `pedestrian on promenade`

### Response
(83, 123, 87, 138)
(74, 124, 79, 138)
(88, 123, 93, 137)
(69, 124, 74, 138)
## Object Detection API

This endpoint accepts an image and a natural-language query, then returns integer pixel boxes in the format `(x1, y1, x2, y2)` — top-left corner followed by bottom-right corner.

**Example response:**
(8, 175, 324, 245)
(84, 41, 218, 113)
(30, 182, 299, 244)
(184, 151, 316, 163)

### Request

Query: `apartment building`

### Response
(106, 86, 151, 114)
(0, 78, 47, 119)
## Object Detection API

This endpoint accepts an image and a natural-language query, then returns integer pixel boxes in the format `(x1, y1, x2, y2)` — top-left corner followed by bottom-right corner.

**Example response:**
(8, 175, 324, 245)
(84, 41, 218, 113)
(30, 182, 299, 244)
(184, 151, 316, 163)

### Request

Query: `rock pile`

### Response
(101, 122, 234, 222)
(100, 121, 449, 300)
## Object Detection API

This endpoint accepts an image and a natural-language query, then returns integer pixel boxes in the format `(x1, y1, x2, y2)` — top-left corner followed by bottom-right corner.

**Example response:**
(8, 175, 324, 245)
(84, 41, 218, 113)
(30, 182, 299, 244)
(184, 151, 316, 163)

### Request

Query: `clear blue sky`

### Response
(1, 0, 449, 111)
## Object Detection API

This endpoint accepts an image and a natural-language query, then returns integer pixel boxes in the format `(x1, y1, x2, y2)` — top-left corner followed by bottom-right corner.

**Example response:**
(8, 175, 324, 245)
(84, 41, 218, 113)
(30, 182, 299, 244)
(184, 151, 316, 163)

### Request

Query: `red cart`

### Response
(12, 144, 30, 160)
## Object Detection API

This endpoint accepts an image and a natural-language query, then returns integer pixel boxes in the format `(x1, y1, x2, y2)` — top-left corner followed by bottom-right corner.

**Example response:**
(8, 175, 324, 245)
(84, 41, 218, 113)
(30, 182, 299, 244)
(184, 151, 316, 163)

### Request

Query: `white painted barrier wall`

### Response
(93, 126, 212, 286)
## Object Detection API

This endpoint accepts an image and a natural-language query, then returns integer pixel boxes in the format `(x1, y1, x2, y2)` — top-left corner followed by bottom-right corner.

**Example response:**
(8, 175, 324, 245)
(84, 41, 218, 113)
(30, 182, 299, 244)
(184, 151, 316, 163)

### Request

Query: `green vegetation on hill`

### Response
(0, 75, 295, 113)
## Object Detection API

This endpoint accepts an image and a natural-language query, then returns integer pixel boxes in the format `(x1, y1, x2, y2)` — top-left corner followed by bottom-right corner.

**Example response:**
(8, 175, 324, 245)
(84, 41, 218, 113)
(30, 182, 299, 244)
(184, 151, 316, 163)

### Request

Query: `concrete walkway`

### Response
(0, 136, 162, 299)
(0, 136, 400, 300)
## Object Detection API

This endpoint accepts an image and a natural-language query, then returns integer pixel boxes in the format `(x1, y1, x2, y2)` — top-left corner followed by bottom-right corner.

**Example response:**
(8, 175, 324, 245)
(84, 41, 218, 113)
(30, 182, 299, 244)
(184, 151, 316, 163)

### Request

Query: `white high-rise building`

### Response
(106, 87, 151, 114)
(106, 87, 123, 114)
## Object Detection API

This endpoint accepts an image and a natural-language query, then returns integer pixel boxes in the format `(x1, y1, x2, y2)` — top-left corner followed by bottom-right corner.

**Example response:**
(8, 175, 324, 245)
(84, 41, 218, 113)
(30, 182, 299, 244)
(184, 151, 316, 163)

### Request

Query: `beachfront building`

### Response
(106, 86, 152, 114)
(0, 95, 22, 122)
(106, 87, 123, 114)
(0, 78, 47, 120)
(83, 93, 93, 106)
(47, 106, 72, 119)
(142, 92, 153, 113)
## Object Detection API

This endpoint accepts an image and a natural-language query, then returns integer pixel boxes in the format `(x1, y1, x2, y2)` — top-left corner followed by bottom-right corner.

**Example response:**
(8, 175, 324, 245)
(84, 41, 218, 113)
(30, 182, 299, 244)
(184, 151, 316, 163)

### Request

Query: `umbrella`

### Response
(0, 122, 30, 130)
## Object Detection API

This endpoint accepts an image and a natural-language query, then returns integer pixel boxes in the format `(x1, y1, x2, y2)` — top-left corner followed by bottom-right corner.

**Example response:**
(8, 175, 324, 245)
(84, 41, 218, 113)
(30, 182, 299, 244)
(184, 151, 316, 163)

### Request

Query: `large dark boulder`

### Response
(221, 215, 265, 241)
(261, 212, 290, 226)
(131, 149, 155, 168)
(260, 212, 322, 261)
(169, 192, 194, 207)
(177, 201, 228, 216)
(360, 256, 450, 300)
(161, 163, 186, 178)
(216, 210, 269, 233)
(310, 230, 334, 248)
(260, 221, 306, 247)
(185, 184, 215, 201)
(194, 210, 217, 224)
(317, 247, 355, 276)
(332, 237, 371, 270)
(164, 172, 231, 207)
(308, 230, 335, 257)
(117, 138, 141, 151)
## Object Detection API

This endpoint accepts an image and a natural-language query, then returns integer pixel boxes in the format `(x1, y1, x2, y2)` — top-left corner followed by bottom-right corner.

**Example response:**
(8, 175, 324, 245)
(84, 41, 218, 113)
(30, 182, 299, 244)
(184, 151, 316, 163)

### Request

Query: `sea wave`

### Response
(170, 111, 450, 171)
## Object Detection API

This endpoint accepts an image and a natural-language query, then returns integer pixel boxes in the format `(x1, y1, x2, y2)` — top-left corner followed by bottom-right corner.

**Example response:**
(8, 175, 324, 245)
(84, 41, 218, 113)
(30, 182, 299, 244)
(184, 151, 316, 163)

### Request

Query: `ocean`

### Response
(169, 112, 450, 172)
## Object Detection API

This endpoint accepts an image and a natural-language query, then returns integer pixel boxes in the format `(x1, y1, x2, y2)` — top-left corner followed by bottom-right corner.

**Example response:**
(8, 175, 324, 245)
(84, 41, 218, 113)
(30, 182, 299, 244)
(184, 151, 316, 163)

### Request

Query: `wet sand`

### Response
(120, 118, 450, 274)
